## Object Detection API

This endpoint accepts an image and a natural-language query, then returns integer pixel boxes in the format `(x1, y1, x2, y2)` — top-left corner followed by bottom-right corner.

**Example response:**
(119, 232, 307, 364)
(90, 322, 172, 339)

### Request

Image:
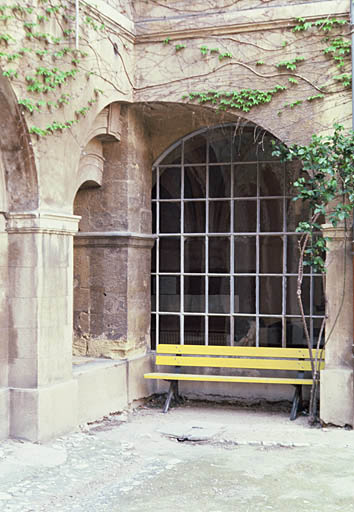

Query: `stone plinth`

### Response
(74, 232, 155, 358)
(73, 353, 155, 424)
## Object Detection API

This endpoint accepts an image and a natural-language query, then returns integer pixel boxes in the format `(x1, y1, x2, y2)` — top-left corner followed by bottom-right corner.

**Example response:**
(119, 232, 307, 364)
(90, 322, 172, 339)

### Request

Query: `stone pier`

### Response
(320, 224, 354, 427)
(7, 212, 80, 441)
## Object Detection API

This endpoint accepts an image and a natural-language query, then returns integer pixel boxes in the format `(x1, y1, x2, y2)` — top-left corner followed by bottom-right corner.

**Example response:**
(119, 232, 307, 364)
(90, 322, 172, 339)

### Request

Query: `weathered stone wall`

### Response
(104, 0, 134, 18)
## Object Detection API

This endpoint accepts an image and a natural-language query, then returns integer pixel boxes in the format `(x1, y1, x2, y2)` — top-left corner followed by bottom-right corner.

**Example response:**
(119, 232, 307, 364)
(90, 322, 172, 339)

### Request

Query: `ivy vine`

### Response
(170, 15, 352, 115)
(0, 0, 110, 137)
(182, 85, 287, 113)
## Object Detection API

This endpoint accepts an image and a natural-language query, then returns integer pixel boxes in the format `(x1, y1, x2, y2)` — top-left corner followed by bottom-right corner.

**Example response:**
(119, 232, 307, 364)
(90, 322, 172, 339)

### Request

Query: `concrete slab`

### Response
(1, 402, 354, 511)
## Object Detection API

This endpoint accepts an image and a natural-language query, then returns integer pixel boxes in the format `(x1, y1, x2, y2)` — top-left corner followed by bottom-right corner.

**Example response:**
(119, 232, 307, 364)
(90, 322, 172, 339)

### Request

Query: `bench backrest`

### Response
(155, 344, 325, 372)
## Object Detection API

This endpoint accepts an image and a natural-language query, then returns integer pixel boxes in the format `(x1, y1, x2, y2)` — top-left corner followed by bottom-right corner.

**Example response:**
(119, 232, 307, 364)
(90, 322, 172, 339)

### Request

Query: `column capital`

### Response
(6, 211, 81, 235)
(321, 223, 352, 241)
(74, 231, 156, 249)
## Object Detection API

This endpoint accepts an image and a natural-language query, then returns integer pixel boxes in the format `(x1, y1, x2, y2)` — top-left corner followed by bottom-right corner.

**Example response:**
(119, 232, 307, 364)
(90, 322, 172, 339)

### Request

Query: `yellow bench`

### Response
(144, 344, 325, 420)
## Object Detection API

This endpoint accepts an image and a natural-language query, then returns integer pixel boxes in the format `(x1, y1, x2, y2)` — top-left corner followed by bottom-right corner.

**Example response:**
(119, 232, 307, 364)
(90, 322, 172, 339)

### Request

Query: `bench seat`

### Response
(144, 372, 313, 386)
(144, 344, 325, 419)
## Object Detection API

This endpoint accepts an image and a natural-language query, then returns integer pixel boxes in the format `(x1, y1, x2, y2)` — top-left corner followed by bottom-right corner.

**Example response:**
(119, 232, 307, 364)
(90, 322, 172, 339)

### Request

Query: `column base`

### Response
(10, 379, 78, 442)
(84, 338, 146, 360)
(320, 367, 354, 427)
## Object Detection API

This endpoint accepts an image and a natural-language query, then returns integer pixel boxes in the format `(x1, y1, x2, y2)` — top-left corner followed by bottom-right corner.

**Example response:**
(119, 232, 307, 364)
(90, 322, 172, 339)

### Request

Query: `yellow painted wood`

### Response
(144, 372, 313, 385)
(155, 355, 324, 371)
(156, 344, 325, 360)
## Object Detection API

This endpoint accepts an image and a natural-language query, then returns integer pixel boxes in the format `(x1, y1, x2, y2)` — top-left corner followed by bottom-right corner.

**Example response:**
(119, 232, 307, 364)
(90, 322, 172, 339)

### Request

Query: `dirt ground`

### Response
(1, 398, 354, 512)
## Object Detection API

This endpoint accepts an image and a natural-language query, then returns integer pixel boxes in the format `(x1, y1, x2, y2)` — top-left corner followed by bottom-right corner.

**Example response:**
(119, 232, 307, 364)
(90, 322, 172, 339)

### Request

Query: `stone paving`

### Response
(1, 401, 354, 511)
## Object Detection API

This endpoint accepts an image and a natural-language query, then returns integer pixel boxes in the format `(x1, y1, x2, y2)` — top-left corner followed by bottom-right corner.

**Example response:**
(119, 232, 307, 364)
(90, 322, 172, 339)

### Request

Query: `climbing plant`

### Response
(0, 0, 126, 137)
(0, 3, 351, 137)
(273, 124, 354, 274)
(168, 16, 351, 115)
(272, 124, 354, 424)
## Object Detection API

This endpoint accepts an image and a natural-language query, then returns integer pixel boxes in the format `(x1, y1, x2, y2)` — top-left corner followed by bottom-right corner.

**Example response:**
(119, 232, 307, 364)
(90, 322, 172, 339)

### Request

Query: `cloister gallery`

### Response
(0, 0, 353, 440)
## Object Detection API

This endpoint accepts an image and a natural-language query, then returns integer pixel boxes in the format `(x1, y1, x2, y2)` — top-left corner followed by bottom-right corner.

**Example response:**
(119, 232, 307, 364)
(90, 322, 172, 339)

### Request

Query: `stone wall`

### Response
(132, 0, 304, 19)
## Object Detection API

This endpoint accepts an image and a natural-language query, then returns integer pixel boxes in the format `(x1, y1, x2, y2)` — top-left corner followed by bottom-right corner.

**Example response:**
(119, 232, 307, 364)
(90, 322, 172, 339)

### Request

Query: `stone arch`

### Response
(0, 75, 38, 211)
(134, 101, 284, 166)
(0, 75, 39, 439)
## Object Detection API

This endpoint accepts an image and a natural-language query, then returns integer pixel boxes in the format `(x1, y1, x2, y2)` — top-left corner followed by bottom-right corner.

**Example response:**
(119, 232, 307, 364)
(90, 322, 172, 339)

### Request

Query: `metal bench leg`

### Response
(163, 382, 174, 413)
(290, 385, 303, 421)
(163, 381, 182, 412)
(173, 381, 184, 404)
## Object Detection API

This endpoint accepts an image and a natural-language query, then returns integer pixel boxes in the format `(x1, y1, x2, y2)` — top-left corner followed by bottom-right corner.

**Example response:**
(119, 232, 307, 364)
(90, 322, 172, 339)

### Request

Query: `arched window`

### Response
(151, 124, 325, 348)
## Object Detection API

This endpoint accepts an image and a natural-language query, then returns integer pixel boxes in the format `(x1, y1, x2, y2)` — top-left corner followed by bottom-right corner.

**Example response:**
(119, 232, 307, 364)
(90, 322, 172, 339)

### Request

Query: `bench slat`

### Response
(156, 344, 324, 360)
(144, 372, 313, 385)
(156, 355, 324, 371)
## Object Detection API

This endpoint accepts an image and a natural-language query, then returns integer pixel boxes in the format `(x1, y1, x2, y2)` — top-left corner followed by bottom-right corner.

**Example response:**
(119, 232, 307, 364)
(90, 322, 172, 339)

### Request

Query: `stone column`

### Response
(74, 232, 155, 358)
(7, 211, 80, 441)
(0, 213, 8, 439)
(320, 223, 354, 426)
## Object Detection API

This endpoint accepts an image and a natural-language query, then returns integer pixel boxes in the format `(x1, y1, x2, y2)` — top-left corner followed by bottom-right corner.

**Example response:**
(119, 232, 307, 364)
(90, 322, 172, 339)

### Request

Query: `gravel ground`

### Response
(1, 399, 354, 512)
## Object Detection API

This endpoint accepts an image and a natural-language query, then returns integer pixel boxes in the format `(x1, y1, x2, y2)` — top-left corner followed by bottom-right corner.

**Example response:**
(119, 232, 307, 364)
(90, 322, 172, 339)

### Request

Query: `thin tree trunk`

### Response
(296, 213, 324, 424)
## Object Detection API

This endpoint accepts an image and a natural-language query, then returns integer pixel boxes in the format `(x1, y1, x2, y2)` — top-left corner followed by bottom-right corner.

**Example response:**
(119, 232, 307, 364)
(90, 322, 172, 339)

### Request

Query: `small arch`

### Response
(73, 138, 104, 203)
(84, 103, 122, 146)
(70, 102, 123, 206)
